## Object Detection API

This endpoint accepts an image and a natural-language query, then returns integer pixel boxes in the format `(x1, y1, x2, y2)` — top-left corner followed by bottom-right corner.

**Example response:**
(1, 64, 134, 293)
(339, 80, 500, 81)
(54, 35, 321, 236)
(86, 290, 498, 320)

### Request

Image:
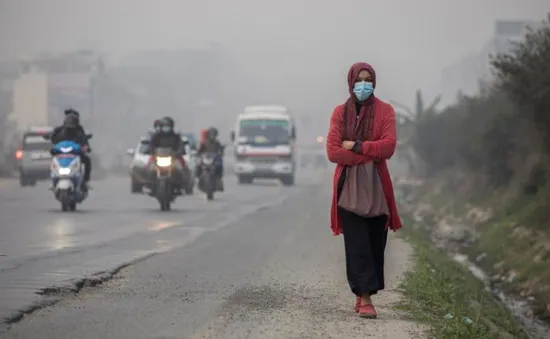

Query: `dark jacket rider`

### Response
(52, 109, 89, 146)
(149, 117, 187, 193)
(150, 117, 185, 154)
(198, 127, 223, 155)
(197, 127, 224, 178)
(50, 110, 92, 189)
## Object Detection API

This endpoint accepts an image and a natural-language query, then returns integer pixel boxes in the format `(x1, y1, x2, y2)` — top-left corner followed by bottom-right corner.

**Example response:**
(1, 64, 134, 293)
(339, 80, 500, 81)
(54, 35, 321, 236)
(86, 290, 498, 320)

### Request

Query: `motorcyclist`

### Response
(149, 117, 187, 194)
(197, 127, 224, 188)
(50, 110, 92, 191)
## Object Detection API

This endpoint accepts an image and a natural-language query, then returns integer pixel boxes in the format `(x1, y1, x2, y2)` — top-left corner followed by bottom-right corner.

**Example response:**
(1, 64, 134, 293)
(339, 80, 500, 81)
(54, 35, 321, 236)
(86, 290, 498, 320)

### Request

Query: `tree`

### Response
(391, 89, 442, 176)
(491, 13, 550, 152)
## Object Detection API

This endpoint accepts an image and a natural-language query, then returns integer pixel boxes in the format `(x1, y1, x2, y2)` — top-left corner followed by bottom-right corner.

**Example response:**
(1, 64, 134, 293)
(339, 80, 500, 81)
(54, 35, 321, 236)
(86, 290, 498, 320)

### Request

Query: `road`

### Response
(0, 171, 423, 338)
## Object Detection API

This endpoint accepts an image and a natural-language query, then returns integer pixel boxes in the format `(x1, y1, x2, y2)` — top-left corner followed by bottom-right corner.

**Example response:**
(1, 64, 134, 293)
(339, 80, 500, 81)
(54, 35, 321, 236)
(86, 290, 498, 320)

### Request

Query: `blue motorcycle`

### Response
(49, 139, 90, 211)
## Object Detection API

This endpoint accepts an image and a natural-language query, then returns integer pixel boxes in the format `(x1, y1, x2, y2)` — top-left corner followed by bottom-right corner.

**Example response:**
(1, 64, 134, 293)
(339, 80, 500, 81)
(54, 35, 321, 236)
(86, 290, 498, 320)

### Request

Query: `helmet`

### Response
(161, 116, 174, 128)
(64, 108, 79, 117)
(160, 116, 174, 133)
(64, 108, 80, 123)
(63, 114, 79, 128)
(207, 127, 218, 139)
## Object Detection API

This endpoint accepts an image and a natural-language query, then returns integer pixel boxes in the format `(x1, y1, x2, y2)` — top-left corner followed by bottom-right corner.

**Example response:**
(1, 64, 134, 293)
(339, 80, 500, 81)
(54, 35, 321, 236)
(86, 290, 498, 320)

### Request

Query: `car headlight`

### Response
(156, 156, 172, 167)
(58, 167, 71, 175)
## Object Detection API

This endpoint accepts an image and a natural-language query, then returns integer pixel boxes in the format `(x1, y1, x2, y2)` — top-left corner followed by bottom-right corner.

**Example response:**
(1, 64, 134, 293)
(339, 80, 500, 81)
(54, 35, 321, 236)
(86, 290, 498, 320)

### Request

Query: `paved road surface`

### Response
(0, 171, 423, 338)
(0, 173, 315, 330)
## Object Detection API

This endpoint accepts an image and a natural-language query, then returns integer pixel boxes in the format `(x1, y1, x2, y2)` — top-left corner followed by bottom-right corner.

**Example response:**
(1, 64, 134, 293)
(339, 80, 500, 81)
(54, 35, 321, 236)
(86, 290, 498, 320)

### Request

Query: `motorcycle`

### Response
(198, 152, 222, 200)
(152, 147, 177, 211)
(48, 137, 91, 211)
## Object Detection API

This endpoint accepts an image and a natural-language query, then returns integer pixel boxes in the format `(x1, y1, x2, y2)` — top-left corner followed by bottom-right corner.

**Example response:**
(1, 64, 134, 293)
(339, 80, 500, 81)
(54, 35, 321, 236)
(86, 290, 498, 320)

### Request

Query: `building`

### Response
(440, 19, 538, 104)
(6, 50, 104, 130)
(10, 68, 48, 131)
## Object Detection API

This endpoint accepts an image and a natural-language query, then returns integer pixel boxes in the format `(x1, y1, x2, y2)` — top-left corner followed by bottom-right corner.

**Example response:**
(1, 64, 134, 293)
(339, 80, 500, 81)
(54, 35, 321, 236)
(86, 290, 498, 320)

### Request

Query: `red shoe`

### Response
(354, 296, 361, 313)
(358, 303, 377, 318)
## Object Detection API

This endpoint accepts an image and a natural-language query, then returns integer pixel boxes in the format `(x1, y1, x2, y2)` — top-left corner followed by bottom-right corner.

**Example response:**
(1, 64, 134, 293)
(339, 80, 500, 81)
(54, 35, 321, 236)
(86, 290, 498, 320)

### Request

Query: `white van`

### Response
(230, 105, 296, 185)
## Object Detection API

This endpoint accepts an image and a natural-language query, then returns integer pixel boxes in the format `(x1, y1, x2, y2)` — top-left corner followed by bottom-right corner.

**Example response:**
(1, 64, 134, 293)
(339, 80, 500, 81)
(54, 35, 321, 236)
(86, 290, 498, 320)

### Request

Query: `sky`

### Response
(0, 0, 549, 111)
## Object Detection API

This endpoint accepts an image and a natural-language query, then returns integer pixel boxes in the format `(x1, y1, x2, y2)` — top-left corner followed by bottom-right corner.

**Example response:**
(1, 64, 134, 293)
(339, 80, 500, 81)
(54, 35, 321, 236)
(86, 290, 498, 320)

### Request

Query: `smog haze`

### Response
(1, 0, 548, 136)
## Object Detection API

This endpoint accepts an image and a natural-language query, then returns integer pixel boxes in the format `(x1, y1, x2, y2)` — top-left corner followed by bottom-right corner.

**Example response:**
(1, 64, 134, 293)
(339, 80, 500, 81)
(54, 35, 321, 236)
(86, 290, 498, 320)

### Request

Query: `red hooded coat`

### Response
(326, 62, 402, 235)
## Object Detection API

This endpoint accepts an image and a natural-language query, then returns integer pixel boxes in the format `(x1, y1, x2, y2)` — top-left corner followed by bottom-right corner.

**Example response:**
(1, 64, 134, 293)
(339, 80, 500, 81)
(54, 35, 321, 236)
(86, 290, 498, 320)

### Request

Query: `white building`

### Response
(8, 68, 49, 132)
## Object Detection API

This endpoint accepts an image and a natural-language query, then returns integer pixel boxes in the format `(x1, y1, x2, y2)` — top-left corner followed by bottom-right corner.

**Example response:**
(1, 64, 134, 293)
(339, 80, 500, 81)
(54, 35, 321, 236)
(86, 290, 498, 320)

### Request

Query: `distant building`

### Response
(5, 50, 104, 129)
(118, 45, 228, 134)
(440, 19, 539, 104)
(9, 69, 49, 132)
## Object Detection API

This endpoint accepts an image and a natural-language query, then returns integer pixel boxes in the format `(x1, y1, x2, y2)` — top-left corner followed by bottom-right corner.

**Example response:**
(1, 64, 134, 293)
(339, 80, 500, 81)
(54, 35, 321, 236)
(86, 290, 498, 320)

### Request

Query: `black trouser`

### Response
(80, 154, 91, 182)
(336, 168, 388, 296)
(339, 208, 388, 296)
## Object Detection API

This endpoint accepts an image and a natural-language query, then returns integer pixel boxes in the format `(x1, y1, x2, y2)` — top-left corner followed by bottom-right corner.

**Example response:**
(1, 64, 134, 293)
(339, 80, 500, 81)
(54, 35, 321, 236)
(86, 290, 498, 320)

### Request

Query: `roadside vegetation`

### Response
(395, 13, 550, 326)
(398, 225, 529, 339)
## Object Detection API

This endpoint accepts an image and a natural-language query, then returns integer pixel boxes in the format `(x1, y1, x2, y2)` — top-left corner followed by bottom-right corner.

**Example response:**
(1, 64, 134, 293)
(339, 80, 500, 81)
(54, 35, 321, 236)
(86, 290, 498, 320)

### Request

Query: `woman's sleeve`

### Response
(358, 104, 397, 160)
(326, 106, 373, 165)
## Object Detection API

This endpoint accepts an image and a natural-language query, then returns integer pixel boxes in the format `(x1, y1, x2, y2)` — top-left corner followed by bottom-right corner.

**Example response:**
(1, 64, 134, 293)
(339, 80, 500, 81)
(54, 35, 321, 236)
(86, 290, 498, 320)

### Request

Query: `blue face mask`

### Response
(161, 126, 171, 133)
(353, 81, 374, 101)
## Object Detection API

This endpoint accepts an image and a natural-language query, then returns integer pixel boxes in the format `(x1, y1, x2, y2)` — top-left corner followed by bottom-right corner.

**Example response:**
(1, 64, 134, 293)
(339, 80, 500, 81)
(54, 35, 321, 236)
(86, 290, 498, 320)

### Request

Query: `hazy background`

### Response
(0, 0, 549, 169)
(2, 0, 548, 104)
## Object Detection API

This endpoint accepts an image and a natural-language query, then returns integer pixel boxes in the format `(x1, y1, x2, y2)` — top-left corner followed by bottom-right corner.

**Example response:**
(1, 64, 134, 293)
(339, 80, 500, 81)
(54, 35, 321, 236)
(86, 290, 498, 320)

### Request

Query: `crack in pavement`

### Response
(0, 189, 298, 330)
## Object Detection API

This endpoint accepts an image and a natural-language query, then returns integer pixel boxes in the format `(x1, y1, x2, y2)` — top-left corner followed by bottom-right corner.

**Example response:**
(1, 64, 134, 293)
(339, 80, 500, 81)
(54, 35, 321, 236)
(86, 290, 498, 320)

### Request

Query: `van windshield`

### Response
(238, 119, 289, 145)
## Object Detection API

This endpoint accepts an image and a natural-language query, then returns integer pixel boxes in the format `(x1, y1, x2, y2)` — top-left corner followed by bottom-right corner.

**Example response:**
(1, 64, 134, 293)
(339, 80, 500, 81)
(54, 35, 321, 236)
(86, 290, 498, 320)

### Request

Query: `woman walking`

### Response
(326, 62, 402, 318)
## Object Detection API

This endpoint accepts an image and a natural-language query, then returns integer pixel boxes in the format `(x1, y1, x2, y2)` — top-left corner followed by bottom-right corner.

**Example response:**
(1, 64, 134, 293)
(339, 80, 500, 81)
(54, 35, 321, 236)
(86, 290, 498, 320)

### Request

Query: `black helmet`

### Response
(207, 127, 218, 139)
(159, 117, 174, 133)
(63, 114, 79, 128)
(64, 108, 79, 118)
(161, 116, 174, 128)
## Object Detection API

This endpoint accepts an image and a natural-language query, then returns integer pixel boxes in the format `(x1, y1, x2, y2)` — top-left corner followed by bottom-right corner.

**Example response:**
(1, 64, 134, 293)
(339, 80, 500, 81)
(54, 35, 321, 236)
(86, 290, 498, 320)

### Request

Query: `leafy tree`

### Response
(407, 14, 550, 190)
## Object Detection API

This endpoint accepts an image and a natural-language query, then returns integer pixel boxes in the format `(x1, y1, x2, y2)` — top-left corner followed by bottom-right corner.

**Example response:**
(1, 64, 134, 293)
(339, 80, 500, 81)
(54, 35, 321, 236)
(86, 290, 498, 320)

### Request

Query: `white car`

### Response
(127, 136, 153, 193)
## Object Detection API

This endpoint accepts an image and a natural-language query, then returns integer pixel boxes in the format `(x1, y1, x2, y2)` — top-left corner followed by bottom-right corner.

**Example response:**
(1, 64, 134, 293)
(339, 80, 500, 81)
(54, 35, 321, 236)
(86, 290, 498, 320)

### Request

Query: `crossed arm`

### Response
(326, 105, 397, 165)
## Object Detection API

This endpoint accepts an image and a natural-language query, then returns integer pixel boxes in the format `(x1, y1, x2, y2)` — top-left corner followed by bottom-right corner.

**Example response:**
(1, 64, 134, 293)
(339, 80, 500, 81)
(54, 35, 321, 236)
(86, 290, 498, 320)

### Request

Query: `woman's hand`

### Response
(341, 140, 355, 150)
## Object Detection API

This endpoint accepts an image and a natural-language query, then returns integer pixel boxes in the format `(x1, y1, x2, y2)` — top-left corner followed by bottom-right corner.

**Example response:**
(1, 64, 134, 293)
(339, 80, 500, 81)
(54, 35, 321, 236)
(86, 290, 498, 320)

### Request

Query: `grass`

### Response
(400, 177, 550, 324)
(467, 197, 550, 322)
(397, 225, 529, 339)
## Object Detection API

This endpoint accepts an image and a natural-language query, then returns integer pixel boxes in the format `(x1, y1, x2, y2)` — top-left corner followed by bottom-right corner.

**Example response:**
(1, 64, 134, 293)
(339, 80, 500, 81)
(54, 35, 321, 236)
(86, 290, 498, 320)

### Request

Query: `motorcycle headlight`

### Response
(156, 156, 172, 167)
(202, 157, 213, 165)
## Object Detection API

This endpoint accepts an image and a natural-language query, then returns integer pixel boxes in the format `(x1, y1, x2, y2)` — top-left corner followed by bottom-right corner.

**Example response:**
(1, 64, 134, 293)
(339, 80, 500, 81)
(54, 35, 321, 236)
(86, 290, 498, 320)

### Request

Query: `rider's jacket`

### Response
(198, 139, 223, 154)
(51, 125, 88, 148)
(150, 131, 185, 155)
